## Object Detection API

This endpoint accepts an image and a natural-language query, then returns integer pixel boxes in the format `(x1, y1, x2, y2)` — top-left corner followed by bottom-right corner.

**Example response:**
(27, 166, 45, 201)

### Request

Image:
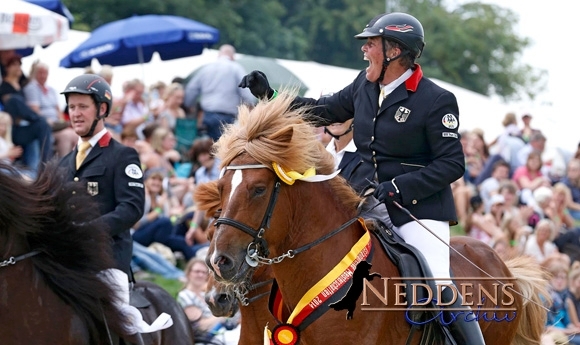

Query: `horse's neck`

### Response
(239, 296, 273, 345)
(272, 221, 364, 310)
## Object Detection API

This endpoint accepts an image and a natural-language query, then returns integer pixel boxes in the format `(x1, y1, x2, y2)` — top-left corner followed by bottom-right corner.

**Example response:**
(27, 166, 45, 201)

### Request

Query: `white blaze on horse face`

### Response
(210, 169, 243, 278)
(229, 169, 243, 203)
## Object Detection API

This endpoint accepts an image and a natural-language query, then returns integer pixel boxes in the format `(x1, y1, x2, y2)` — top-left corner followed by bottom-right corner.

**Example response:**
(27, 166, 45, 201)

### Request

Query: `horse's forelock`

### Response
(193, 180, 221, 216)
(216, 91, 335, 175)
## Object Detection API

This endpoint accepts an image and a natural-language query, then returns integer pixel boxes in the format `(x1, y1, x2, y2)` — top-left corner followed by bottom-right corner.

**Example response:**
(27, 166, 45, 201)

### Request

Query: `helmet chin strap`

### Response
(376, 38, 407, 84)
(80, 102, 103, 138)
(324, 123, 354, 140)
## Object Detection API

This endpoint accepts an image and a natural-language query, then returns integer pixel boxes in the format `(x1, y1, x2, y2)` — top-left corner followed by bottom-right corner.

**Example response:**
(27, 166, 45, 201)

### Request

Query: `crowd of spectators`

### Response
(3, 46, 580, 342)
(452, 111, 580, 344)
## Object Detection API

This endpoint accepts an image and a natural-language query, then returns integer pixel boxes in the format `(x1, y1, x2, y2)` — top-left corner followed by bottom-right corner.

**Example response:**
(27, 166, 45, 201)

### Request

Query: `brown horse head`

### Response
(198, 92, 360, 285)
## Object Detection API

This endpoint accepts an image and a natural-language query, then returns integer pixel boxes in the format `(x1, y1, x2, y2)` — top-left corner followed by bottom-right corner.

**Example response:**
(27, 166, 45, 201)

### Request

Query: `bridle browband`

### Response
(0, 250, 40, 268)
(214, 164, 360, 267)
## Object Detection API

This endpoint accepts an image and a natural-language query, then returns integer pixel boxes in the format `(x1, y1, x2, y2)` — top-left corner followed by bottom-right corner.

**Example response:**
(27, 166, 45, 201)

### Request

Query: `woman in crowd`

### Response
(157, 83, 186, 131)
(177, 258, 238, 340)
(523, 219, 559, 262)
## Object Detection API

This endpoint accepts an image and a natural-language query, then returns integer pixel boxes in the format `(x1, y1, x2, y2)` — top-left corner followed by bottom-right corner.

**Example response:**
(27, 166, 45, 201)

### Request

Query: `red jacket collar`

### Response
(404, 64, 423, 92)
(97, 131, 112, 147)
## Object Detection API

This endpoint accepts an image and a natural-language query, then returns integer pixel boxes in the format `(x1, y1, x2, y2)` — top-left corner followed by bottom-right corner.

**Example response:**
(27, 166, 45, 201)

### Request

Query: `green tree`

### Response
(63, 0, 544, 100)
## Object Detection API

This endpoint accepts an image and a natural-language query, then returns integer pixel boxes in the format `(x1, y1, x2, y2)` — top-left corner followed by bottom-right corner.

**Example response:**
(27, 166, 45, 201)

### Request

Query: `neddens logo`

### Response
(361, 277, 518, 325)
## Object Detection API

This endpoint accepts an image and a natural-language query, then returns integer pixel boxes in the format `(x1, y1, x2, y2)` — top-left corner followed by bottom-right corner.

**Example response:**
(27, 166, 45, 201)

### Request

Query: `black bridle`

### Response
(214, 164, 360, 267)
(234, 278, 275, 306)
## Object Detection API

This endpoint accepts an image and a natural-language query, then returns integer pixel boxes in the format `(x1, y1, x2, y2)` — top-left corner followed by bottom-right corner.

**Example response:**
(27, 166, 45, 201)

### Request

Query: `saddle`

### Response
(130, 283, 151, 309)
(365, 218, 438, 320)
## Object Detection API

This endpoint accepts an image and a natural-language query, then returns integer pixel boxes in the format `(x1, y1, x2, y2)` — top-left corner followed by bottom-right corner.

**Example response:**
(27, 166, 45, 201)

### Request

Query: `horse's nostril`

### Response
(217, 293, 231, 304)
(216, 254, 234, 272)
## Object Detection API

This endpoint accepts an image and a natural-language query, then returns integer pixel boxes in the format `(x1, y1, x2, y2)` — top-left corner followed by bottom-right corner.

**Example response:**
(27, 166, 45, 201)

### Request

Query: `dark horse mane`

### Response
(0, 161, 125, 344)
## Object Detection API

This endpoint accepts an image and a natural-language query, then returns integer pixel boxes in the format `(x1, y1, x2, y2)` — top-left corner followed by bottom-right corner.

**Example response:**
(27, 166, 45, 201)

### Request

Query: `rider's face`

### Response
(68, 94, 104, 136)
(361, 37, 384, 83)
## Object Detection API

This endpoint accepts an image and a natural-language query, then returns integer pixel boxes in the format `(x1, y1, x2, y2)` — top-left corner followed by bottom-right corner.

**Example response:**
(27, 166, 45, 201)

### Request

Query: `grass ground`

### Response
(136, 273, 184, 297)
(451, 223, 466, 237)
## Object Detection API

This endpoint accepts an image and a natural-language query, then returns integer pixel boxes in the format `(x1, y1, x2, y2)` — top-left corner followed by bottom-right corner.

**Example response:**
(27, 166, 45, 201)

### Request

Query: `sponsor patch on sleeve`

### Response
(128, 182, 144, 188)
(442, 132, 458, 139)
(442, 114, 458, 129)
(125, 164, 143, 179)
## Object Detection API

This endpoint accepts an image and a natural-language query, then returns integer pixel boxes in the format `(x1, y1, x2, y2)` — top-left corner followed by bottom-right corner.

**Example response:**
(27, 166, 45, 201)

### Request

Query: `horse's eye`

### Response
(213, 209, 222, 218)
(254, 187, 266, 196)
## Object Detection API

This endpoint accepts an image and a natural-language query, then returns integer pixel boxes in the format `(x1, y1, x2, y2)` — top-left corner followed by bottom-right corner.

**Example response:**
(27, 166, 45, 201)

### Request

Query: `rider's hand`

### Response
(373, 180, 402, 205)
(238, 70, 275, 100)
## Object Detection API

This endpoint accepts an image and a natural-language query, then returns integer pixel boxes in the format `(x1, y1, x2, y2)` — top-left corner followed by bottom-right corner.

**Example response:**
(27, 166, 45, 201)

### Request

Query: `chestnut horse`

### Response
(0, 162, 195, 345)
(198, 93, 549, 345)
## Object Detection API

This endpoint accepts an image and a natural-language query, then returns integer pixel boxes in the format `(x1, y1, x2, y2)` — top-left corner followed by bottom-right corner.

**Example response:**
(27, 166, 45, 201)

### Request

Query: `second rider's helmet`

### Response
(61, 74, 113, 119)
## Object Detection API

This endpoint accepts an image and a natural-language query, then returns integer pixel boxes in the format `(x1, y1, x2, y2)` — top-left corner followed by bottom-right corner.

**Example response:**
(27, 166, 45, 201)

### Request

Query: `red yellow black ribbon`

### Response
(266, 219, 373, 345)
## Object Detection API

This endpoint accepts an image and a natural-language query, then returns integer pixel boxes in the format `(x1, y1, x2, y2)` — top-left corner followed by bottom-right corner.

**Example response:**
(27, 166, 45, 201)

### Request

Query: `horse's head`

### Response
(205, 271, 239, 317)
(194, 92, 360, 286)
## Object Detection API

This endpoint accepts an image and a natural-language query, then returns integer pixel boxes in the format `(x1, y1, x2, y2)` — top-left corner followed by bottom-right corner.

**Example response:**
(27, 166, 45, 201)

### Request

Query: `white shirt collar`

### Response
(379, 68, 414, 96)
(78, 128, 108, 149)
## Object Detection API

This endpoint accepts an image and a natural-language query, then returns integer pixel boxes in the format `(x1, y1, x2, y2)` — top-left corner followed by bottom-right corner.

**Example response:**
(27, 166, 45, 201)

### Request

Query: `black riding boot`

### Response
(440, 286, 486, 345)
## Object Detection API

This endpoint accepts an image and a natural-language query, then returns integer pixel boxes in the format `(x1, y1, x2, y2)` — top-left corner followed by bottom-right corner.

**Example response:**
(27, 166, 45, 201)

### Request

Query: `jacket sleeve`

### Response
(292, 71, 366, 125)
(97, 146, 145, 237)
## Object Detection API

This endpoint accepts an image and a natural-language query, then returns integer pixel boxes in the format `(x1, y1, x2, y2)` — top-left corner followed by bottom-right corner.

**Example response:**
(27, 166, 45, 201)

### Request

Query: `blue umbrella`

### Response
(59, 14, 219, 68)
(24, 0, 74, 27)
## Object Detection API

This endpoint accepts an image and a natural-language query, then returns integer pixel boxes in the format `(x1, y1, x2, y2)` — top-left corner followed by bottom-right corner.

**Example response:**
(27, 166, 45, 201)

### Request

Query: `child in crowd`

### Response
(543, 257, 580, 344)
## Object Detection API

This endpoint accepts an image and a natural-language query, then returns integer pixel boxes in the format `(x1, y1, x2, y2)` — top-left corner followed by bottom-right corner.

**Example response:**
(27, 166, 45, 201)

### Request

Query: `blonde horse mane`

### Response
(214, 91, 361, 209)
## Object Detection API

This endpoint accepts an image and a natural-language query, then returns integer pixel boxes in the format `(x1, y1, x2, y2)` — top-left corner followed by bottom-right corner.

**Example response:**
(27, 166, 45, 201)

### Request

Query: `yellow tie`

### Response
(76, 141, 92, 169)
(378, 87, 386, 107)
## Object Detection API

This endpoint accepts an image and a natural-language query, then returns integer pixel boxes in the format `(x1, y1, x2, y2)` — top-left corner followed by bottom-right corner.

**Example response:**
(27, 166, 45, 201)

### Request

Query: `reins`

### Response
(0, 250, 40, 268)
(234, 278, 275, 306)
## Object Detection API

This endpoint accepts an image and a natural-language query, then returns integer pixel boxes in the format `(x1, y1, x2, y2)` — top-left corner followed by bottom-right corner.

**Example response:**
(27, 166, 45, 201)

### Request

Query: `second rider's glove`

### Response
(238, 70, 275, 100)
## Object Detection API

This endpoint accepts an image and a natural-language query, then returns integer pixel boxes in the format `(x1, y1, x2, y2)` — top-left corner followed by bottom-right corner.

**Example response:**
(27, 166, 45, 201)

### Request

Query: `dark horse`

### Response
(0, 162, 194, 345)
(199, 93, 550, 345)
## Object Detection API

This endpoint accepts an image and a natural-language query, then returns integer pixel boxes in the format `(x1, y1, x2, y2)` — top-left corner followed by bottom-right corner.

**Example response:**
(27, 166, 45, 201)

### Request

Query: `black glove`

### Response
(238, 70, 275, 100)
(373, 180, 402, 205)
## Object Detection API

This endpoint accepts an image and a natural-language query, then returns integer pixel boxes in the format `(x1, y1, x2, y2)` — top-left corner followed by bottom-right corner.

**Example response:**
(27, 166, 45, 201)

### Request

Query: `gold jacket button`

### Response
(412, 200, 417, 204)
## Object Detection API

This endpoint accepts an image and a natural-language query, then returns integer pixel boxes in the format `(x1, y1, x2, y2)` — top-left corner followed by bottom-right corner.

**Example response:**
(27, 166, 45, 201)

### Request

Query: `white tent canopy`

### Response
(20, 30, 575, 152)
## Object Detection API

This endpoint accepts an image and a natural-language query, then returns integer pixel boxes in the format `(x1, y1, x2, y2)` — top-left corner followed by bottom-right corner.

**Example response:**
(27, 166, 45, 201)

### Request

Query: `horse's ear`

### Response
(271, 126, 294, 144)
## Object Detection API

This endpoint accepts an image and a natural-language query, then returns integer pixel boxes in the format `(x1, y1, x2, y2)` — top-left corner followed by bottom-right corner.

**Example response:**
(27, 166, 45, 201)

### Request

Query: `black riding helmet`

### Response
(355, 13, 425, 82)
(355, 12, 425, 58)
(61, 74, 113, 137)
(61, 74, 112, 118)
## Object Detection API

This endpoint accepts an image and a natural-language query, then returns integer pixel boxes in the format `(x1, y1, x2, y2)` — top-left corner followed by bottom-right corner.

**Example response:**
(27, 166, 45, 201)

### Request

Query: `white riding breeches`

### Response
(392, 220, 452, 286)
(98, 268, 173, 334)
